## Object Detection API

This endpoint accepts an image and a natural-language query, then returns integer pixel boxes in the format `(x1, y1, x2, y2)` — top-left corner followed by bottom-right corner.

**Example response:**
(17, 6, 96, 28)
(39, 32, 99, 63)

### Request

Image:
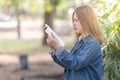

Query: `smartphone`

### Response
(44, 24, 65, 47)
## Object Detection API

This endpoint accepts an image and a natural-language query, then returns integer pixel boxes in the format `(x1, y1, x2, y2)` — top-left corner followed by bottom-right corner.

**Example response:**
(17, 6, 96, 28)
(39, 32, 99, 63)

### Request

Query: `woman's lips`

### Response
(74, 27, 77, 30)
(73, 25, 78, 30)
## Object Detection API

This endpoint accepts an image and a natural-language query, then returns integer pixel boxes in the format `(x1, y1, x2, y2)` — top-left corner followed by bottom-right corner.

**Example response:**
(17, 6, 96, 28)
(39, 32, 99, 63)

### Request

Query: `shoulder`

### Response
(88, 37, 100, 45)
(83, 36, 101, 48)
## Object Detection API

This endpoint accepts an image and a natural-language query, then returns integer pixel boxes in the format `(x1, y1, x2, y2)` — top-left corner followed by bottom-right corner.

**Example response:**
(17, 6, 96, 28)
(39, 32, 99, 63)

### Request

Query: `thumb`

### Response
(50, 33, 55, 38)
(48, 33, 54, 39)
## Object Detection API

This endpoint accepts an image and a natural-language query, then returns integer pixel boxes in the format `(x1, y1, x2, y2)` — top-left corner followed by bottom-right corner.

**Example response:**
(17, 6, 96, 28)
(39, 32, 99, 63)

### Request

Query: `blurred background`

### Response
(0, 0, 120, 80)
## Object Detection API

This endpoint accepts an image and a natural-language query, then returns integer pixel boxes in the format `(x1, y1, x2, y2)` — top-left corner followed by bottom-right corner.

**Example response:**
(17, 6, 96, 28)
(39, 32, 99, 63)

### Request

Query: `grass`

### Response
(0, 40, 38, 48)
(0, 39, 74, 54)
(0, 40, 41, 53)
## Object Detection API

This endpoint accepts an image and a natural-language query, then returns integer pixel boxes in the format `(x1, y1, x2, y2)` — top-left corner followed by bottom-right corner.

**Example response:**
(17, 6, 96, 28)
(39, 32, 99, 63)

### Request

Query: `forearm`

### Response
(49, 52, 66, 68)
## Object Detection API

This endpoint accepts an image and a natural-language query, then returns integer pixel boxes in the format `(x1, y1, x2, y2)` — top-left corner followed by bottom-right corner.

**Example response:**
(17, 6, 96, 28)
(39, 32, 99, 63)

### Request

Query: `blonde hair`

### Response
(72, 5, 105, 44)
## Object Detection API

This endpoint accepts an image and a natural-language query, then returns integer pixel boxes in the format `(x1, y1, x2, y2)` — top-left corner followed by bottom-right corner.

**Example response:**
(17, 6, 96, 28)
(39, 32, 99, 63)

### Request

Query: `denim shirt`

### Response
(49, 36, 102, 80)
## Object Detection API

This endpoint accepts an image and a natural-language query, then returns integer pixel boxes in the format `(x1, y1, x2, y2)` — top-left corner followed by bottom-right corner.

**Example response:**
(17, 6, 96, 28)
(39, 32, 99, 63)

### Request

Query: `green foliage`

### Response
(10, 0, 22, 6)
(0, 0, 6, 5)
(27, 0, 42, 13)
(98, 0, 120, 80)
(44, 0, 61, 12)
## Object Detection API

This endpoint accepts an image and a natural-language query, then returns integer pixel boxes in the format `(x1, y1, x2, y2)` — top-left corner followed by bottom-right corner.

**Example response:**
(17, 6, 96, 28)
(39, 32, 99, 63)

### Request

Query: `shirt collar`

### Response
(78, 35, 90, 43)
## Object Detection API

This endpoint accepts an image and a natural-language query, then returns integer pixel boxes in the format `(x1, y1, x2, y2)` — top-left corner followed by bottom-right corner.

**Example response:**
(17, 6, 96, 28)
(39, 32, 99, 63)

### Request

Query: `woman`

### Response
(47, 5, 104, 80)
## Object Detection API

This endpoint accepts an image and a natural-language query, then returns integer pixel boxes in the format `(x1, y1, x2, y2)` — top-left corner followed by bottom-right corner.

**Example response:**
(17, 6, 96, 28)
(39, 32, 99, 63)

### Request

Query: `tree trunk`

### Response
(42, 1, 58, 45)
(17, 14, 21, 39)
(16, 6, 21, 39)
(42, 9, 55, 45)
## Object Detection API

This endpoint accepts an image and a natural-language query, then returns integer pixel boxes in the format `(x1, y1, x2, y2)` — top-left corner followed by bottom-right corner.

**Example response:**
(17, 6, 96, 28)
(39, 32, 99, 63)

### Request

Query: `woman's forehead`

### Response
(73, 13, 78, 18)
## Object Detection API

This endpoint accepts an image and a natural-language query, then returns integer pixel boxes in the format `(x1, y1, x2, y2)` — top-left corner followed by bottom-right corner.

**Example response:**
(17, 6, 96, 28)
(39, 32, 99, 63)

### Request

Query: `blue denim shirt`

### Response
(49, 36, 102, 80)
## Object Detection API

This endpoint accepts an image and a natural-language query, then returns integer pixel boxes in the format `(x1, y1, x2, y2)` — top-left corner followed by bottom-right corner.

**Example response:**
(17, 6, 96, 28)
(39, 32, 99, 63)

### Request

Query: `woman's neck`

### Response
(80, 33, 88, 37)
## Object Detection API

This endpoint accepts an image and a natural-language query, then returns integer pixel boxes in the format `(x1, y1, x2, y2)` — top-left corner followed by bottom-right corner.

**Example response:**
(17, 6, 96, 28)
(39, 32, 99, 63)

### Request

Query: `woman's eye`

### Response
(73, 19, 79, 22)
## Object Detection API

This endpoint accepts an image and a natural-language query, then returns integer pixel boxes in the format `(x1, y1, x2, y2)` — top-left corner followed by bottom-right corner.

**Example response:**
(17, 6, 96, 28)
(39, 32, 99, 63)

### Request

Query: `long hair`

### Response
(72, 5, 105, 44)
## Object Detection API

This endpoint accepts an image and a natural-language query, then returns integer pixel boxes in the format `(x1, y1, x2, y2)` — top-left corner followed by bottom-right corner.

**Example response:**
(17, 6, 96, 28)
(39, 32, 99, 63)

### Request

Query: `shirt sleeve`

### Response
(49, 48, 66, 68)
(54, 40, 101, 71)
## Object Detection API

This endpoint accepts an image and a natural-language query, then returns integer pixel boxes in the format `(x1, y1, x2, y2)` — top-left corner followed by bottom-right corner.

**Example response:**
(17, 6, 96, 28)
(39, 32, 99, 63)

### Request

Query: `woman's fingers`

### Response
(48, 33, 55, 40)
(46, 33, 60, 51)
(50, 33, 55, 38)
(47, 34, 54, 45)
(48, 35, 53, 42)
(47, 37, 51, 44)
(47, 35, 56, 51)
(47, 33, 55, 43)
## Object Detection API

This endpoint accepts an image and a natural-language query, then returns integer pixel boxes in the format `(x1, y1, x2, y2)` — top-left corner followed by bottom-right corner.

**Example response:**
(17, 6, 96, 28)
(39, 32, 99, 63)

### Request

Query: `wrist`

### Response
(53, 46, 60, 52)
(55, 45, 60, 51)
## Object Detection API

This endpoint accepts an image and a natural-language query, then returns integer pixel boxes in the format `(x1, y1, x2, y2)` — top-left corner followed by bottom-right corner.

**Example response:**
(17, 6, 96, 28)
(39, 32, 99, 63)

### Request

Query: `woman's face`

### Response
(73, 13, 83, 34)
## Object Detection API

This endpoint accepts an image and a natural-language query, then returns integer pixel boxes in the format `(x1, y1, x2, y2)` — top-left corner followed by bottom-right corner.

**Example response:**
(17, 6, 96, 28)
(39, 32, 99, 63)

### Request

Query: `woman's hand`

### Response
(47, 33, 60, 51)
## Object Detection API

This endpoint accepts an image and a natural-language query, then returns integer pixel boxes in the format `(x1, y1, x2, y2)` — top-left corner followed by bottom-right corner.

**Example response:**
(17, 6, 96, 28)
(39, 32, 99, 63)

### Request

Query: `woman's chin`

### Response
(75, 31, 79, 33)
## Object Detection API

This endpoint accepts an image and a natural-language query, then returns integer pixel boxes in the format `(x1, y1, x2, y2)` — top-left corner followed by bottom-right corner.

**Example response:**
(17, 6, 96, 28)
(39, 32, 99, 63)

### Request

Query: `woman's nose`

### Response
(73, 22, 77, 26)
